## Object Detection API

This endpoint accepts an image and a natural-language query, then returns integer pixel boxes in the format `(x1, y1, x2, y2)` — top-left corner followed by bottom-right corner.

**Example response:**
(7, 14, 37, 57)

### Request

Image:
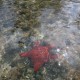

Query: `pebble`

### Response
(56, 48, 60, 52)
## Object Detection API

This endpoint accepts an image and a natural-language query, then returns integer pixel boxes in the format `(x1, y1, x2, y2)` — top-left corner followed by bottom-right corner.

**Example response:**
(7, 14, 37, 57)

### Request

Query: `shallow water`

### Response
(0, 0, 80, 80)
(38, 0, 80, 68)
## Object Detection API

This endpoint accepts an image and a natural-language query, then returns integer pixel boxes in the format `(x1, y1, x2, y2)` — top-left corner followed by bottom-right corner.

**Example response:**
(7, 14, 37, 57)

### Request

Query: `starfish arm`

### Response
(20, 51, 31, 57)
(34, 62, 43, 73)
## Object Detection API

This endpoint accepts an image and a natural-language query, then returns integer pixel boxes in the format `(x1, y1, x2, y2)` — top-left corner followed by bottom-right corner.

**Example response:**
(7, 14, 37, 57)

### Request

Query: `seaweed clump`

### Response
(14, 0, 62, 32)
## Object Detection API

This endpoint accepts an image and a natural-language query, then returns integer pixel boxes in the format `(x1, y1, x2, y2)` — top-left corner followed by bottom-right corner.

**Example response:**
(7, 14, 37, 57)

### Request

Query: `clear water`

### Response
(38, 0, 80, 68)
(0, 0, 80, 80)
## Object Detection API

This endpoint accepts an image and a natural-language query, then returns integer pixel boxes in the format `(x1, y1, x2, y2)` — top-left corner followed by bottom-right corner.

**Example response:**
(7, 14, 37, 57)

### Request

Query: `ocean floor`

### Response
(0, 0, 80, 80)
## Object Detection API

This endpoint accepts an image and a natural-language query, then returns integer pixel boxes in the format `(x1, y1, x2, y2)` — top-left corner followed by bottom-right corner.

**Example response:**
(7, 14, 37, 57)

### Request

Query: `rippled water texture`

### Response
(0, 0, 80, 80)
(39, 0, 80, 68)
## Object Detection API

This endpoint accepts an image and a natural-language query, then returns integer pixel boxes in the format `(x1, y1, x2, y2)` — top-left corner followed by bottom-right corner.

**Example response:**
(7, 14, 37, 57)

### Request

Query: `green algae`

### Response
(0, 0, 2, 3)
(14, 0, 62, 33)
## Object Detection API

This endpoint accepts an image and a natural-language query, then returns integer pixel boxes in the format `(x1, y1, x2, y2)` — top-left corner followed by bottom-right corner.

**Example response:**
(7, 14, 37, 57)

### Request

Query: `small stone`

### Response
(56, 48, 60, 52)
(27, 68, 33, 74)
(25, 76, 29, 79)
(58, 62, 61, 66)
(42, 67, 47, 75)
(32, 0, 36, 3)
(23, 45, 27, 49)
(66, 46, 69, 49)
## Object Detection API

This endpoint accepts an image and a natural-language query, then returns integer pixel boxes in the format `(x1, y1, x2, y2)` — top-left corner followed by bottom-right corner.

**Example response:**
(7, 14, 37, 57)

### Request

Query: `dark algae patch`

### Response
(14, 0, 62, 32)
(0, 0, 3, 6)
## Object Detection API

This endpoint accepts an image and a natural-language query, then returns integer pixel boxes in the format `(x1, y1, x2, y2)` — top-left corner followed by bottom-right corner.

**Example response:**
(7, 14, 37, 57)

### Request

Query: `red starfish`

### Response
(20, 40, 60, 73)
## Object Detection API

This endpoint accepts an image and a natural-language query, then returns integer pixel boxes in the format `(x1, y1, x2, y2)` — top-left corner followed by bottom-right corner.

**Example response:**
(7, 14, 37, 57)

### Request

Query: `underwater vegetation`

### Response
(0, 0, 80, 80)
(14, 0, 62, 32)
(0, 0, 3, 5)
